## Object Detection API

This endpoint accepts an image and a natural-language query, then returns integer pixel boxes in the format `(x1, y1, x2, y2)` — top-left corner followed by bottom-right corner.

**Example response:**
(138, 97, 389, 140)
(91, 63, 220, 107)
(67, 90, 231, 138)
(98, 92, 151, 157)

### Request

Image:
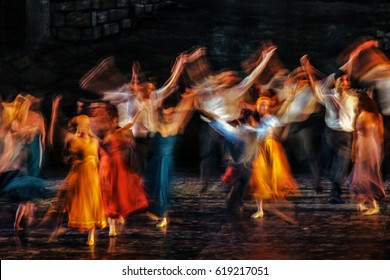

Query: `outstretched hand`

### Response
(181, 47, 207, 64)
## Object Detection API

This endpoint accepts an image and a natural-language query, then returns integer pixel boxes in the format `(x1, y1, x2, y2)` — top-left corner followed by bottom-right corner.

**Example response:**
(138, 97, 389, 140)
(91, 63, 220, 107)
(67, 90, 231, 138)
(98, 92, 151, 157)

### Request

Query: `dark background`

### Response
(1, 0, 390, 173)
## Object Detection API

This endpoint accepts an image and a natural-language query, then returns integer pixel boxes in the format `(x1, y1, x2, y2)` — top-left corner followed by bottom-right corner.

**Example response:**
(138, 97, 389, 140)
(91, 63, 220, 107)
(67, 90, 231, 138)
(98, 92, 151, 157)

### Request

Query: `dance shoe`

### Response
(251, 211, 264, 219)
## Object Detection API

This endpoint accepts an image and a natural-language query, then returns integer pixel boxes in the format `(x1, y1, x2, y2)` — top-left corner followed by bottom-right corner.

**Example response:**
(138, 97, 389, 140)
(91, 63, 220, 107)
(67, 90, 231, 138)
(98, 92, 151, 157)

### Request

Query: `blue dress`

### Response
(0, 170, 55, 202)
(144, 133, 177, 217)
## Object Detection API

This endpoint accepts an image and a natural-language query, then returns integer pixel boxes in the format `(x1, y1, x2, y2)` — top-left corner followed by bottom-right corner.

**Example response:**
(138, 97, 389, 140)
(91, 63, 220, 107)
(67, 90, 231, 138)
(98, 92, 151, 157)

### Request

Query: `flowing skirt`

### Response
(250, 138, 298, 200)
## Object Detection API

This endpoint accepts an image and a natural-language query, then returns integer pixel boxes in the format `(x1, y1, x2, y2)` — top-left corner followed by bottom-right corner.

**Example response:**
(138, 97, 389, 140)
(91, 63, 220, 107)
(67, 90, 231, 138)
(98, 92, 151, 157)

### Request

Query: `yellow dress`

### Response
(250, 116, 298, 200)
(66, 136, 107, 230)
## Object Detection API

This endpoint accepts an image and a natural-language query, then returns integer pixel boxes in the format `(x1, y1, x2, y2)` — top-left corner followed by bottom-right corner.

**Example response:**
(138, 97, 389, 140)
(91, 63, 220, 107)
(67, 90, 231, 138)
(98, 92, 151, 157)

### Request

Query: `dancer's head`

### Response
(335, 71, 350, 93)
(256, 96, 271, 116)
(76, 114, 91, 135)
(160, 106, 175, 124)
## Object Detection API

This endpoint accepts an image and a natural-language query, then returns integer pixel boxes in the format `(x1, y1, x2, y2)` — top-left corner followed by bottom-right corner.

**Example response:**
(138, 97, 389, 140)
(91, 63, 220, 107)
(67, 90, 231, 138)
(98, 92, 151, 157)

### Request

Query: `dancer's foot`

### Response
(357, 203, 368, 212)
(363, 208, 380, 215)
(118, 216, 125, 224)
(156, 218, 168, 228)
(14, 223, 23, 231)
(147, 212, 160, 221)
(86, 238, 94, 246)
(109, 229, 117, 237)
(251, 210, 264, 219)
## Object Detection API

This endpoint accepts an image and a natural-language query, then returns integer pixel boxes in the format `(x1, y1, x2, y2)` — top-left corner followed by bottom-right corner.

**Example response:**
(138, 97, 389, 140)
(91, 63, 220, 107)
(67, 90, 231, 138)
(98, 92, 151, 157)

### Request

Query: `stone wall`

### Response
(51, 0, 168, 41)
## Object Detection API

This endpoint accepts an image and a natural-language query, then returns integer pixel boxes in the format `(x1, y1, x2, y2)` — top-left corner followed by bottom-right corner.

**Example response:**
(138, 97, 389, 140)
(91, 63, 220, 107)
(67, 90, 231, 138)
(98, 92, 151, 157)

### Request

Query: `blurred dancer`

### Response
(64, 115, 107, 245)
(193, 46, 277, 192)
(249, 97, 298, 218)
(345, 91, 386, 215)
(276, 68, 324, 194)
(0, 94, 54, 230)
(337, 37, 390, 181)
(99, 107, 148, 237)
(200, 96, 298, 217)
(144, 89, 195, 228)
(302, 56, 359, 204)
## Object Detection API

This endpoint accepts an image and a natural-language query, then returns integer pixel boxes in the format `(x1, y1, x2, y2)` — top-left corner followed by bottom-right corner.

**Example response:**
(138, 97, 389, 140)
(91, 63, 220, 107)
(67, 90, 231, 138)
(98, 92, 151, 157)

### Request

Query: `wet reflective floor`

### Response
(0, 173, 389, 260)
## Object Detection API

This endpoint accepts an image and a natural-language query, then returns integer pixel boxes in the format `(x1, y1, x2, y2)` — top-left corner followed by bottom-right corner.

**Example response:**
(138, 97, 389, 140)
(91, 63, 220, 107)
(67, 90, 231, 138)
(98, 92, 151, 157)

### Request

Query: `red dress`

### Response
(99, 129, 148, 219)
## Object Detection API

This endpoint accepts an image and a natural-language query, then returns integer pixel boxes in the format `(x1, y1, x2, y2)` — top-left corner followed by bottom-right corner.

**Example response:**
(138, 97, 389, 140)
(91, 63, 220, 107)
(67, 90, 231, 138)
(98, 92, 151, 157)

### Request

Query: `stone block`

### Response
(117, 0, 130, 7)
(134, 4, 145, 16)
(66, 11, 97, 27)
(92, 0, 100, 9)
(109, 8, 129, 21)
(97, 11, 109, 24)
(53, 13, 66, 27)
(93, 26, 103, 39)
(75, 0, 92, 10)
(81, 28, 93, 40)
(59, 2, 74, 11)
(145, 4, 153, 13)
(81, 26, 102, 40)
(102, 0, 118, 9)
(103, 23, 120, 36)
(121, 18, 132, 29)
(57, 27, 80, 41)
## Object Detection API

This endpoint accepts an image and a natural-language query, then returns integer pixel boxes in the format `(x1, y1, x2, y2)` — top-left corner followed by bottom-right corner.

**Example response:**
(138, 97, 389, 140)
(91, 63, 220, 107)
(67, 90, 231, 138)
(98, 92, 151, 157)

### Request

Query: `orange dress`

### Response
(250, 115, 298, 200)
(99, 129, 148, 219)
(66, 136, 107, 230)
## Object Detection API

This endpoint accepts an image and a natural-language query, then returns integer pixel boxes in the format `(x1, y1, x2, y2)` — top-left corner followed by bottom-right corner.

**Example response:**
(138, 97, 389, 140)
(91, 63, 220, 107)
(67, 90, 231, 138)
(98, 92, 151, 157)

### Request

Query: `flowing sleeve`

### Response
(209, 120, 254, 146)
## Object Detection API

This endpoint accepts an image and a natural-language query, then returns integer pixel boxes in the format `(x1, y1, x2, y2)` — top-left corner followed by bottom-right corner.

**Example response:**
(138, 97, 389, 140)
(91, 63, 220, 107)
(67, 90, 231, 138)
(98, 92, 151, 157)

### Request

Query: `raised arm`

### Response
(234, 46, 278, 96)
(300, 55, 331, 104)
(151, 55, 186, 107)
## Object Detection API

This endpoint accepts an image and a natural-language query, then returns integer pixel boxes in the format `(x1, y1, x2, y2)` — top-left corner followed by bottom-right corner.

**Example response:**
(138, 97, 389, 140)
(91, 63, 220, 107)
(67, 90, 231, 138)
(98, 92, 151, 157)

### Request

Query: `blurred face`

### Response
(257, 100, 270, 115)
(77, 116, 90, 134)
(161, 108, 175, 123)
(335, 75, 350, 93)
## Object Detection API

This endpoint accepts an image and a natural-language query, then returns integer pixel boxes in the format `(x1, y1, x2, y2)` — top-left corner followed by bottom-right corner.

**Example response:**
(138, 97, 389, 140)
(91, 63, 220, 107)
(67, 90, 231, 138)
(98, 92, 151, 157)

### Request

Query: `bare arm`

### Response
(231, 46, 277, 99)
(152, 56, 186, 107)
(300, 55, 331, 105)
(48, 95, 62, 148)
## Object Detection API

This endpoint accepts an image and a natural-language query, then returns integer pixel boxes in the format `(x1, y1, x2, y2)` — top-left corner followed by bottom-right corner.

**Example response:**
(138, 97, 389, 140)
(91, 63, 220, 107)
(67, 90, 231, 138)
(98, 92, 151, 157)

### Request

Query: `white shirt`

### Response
(315, 75, 358, 132)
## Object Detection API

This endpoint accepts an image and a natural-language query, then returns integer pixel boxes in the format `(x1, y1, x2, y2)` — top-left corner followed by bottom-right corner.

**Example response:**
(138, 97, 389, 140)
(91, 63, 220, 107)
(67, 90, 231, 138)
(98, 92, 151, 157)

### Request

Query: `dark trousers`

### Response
(322, 127, 352, 198)
(135, 137, 151, 175)
(199, 123, 226, 187)
(226, 163, 252, 213)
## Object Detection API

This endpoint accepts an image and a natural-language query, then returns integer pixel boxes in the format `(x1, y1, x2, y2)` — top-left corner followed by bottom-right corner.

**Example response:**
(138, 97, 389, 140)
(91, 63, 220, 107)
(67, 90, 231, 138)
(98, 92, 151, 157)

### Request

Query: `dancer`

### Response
(302, 56, 359, 204)
(200, 96, 298, 217)
(64, 115, 107, 245)
(99, 107, 148, 236)
(0, 94, 54, 230)
(345, 91, 386, 215)
(249, 97, 299, 218)
(193, 46, 277, 192)
(144, 89, 195, 228)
